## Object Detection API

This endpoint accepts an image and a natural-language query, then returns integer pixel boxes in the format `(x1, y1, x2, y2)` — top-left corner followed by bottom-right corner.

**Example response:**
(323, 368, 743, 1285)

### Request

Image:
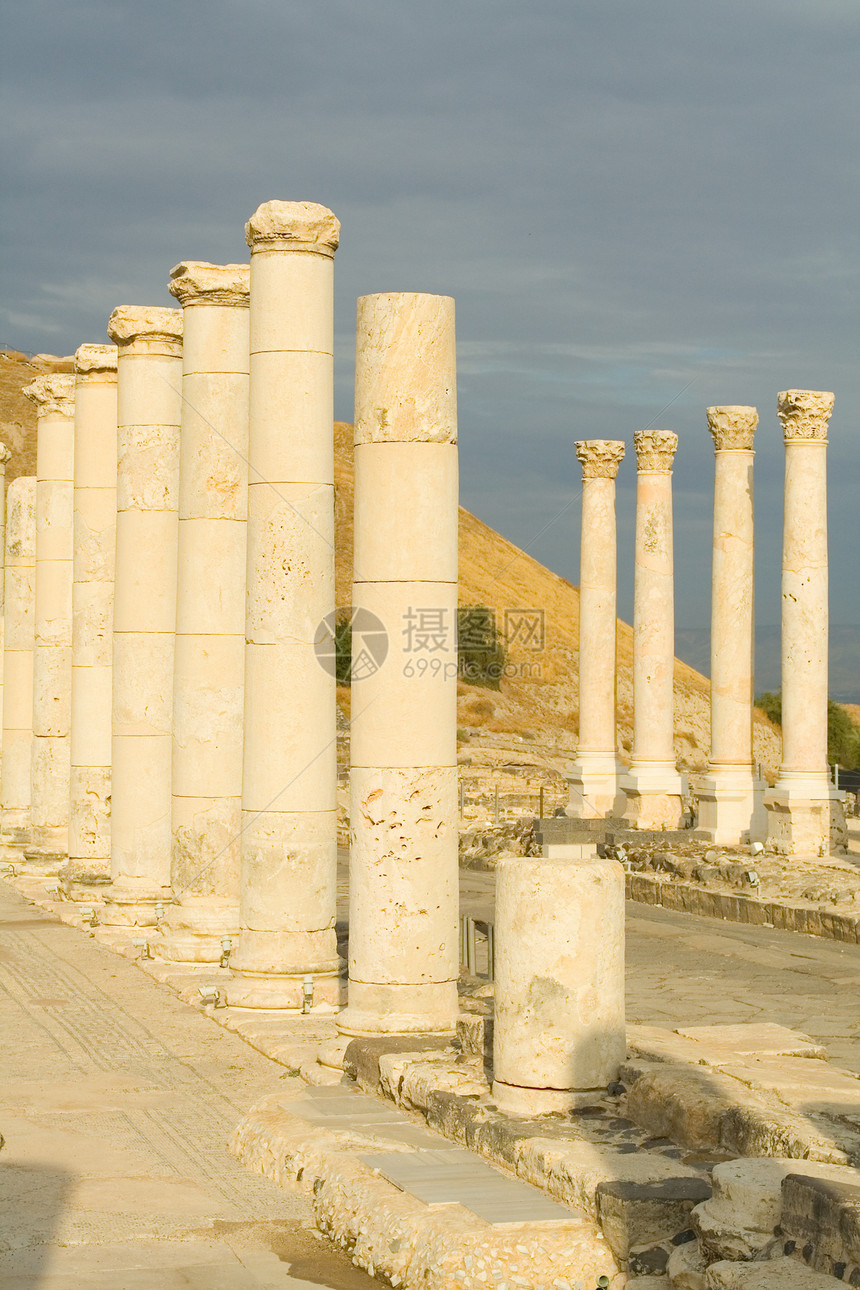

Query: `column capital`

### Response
(168, 261, 250, 308)
(777, 389, 834, 443)
(74, 343, 118, 379)
(707, 405, 757, 451)
(575, 439, 625, 479)
(0, 442, 11, 465)
(633, 429, 678, 473)
(244, 200, 340, 257)
(23, 373, 76, 416)
(107, 306, 183, 356)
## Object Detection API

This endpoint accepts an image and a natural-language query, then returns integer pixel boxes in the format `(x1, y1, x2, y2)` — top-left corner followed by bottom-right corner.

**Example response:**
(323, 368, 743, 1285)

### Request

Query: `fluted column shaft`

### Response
(64, 345, 118, 894)
(164, 261, 250, 962)
(623, 429, 684, 830)
(339, 292, 459, 1037)
(566, 440, 625, 819)
(1, 476, 36, 840)
(104, 307, 183, 925)
(228, 201, 340, 1008)
(698, 406, 765, 845)
(23, 376, 75, 862)
(767, 390, 843, 856)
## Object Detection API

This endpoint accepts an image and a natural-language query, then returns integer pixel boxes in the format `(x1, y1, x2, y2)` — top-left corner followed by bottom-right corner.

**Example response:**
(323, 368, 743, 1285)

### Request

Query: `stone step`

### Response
(232, 1085, 620, 1290)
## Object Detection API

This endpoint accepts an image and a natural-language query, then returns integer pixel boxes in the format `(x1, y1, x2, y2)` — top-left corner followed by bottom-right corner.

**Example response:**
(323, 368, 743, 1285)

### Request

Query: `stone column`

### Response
(103, 307, 183, 925)
(698, 406, 766, 845)
(492, 855, 625, 1115)
(23, 375, 76, 865)
(227, 201, 340, 1007)
(63, 345, 118, 897)
(1, 476, 36, 842)
(766, 390, 844, 855)
(0, 444, 11, 760)
(338, 291, 460, 1038)
(622, 429, 685, 829)
(566, 440, 625, 819)
(163, 261, 250, 961)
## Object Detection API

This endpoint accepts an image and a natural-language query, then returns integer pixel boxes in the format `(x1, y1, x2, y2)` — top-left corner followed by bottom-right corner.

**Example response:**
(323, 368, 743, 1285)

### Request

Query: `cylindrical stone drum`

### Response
(492, 855, 626, 1115)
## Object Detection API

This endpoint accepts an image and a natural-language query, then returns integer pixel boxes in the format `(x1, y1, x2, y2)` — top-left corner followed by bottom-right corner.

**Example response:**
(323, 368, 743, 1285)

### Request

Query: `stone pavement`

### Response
(0, 882, 375, 1289)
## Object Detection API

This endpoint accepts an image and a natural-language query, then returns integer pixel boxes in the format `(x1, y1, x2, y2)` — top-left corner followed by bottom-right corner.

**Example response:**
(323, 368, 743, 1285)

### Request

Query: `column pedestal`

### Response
(698, 766, 767, 846)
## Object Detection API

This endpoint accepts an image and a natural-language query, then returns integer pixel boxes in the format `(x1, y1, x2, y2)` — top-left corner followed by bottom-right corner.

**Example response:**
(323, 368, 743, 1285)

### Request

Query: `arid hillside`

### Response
(1, 349, 782, 803)
(332, 421, 782, 793)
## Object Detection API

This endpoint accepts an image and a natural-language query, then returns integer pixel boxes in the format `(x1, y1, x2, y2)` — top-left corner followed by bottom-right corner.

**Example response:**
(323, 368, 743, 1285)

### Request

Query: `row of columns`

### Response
(566, 396, 842, 855)
(0, 201, 466, 1039)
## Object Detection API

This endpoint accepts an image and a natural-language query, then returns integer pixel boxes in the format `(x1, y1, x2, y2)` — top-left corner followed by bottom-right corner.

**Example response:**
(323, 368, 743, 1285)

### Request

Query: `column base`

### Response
(338, 979, 459, 1037)
(696, 766, 767, 846)
(21, 846, 66, 876)
(1, 814, 32, 846)
(225, 970, 343, 1010)
(226, 927, 342, 1008)
(58, 858, 111, 902)
(491, 1081, 608, 1117)
(160, 896, 240, 964)
(766, 772, 846, 856)
(621, 760, 686, 830)
(565, 752, 626, 819)
(100, 883, 172, 927)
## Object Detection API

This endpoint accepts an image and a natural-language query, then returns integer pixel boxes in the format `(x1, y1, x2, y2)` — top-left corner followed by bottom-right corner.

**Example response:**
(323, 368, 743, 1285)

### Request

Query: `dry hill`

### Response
(0, 350, 782, 809)
(332, 421, 782, 799)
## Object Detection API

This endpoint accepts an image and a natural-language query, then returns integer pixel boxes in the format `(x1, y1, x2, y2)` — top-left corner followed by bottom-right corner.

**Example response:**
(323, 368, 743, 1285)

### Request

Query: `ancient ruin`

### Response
(0, 200, 856, 1290)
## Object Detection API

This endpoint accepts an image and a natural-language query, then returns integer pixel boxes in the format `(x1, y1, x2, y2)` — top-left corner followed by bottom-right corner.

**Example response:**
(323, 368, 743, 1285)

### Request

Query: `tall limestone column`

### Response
(0, 444, 11, 756)
(1, 476, 37, 842)
(164, 261, 250, 961)
(566, 440, 625, 819)
(623, 430, 685, 830)
(227, 201, 340, 1007)
(766, 390, 844, 855)
(23, 375, 76, 865)
(698, 406, 766, 845)
(338, 292, 460, 1038)
(103, 307, 183, 925)
(63, 345, 118, 897)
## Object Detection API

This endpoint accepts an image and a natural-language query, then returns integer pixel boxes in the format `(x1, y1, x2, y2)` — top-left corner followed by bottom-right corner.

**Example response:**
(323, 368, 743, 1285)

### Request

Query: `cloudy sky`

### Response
(2, 0, 858, 644)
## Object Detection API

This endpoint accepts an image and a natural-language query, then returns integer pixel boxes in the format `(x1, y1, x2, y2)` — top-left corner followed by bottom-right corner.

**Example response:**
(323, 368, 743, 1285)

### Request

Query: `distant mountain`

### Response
(675, 624, 860, 704)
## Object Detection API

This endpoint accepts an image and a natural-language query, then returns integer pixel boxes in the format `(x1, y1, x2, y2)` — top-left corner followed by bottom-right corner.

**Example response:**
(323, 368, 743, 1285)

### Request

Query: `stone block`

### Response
(781, 1171, 860, 1270)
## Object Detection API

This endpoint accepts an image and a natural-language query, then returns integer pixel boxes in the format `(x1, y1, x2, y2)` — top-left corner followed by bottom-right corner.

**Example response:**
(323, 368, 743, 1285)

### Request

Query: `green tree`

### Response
(334, 613, 353, 686)
(828, 701, 860, 769)
(755, 690, 860, 769)
(754, 691, 782, 725)
(458, 605, 506, 690)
